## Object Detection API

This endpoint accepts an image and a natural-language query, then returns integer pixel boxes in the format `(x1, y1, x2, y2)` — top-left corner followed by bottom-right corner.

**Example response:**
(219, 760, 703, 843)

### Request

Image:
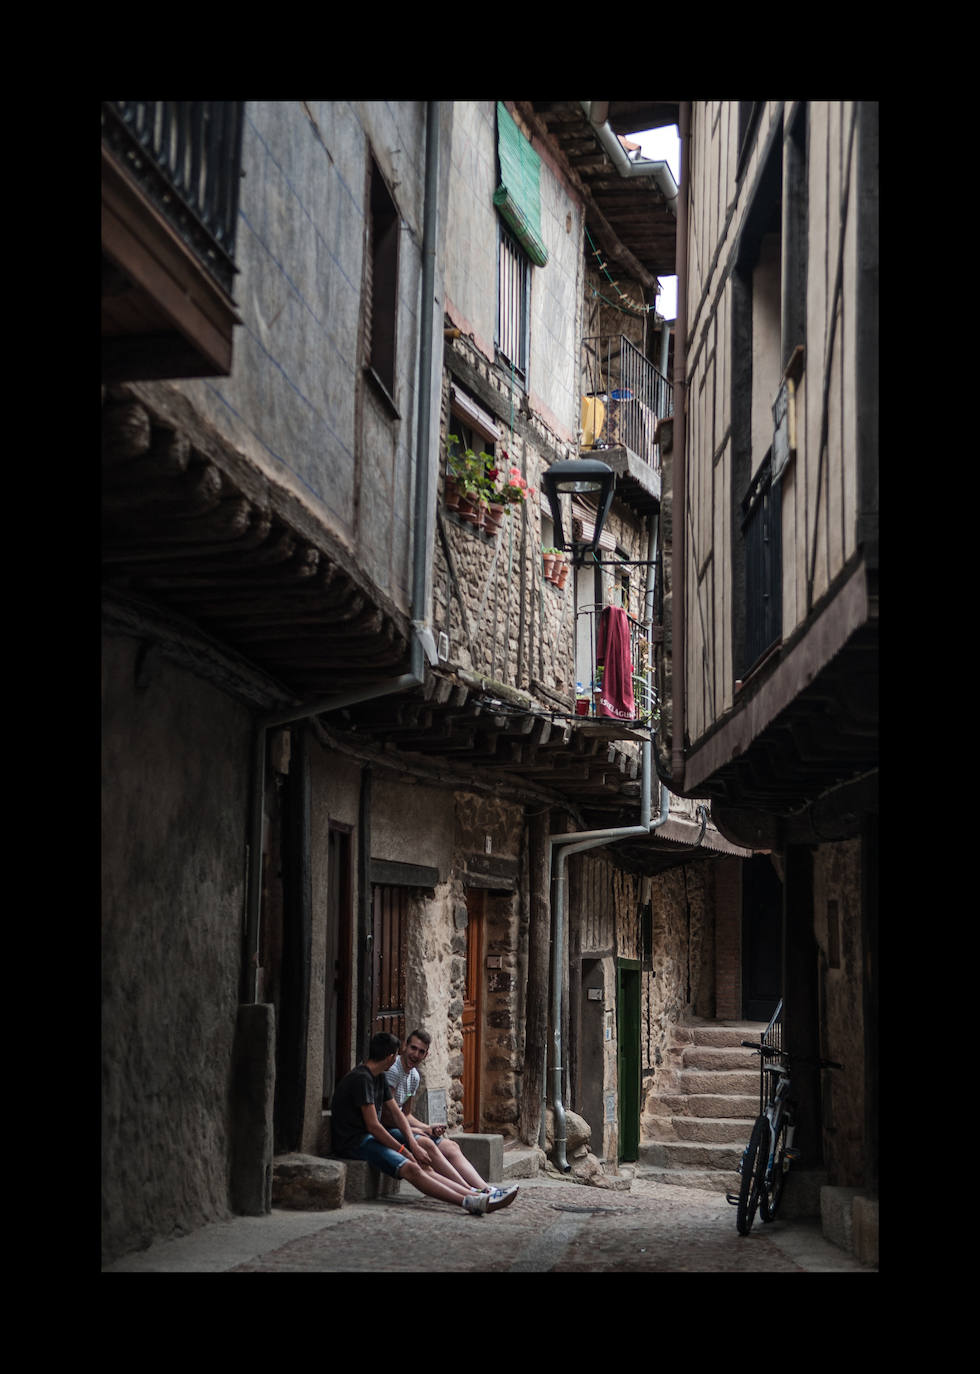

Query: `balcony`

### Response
(580, 334, 672, 516)
(573, 601, 657, 740)
(102, 101, 244, 381)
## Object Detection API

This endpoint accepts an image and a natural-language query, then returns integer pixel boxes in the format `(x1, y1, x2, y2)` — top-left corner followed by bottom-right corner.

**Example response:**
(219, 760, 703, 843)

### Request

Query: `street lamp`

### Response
(541, 458, 616, 566)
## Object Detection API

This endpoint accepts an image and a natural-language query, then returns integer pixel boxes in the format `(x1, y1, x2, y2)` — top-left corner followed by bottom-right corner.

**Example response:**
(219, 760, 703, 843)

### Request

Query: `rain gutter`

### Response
(579, 102, 678, 212)
(240, 101, 443, 1004)
(670, 101, 691, 793)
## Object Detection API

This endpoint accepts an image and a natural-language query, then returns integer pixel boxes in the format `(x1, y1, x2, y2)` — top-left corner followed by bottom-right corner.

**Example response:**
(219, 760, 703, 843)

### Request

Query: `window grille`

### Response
(740, 451, 782, 674)
(497, 224, 529, 380)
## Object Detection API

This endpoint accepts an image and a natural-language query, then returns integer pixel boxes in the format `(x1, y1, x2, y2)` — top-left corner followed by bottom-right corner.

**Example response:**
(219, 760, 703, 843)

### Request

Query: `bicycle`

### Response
(727, 1026, 842, 1236)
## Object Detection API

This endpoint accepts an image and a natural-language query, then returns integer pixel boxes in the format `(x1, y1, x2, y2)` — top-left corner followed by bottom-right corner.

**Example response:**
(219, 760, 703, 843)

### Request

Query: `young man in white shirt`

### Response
(385, 1028, 518, 1209)
(332, 1032, 511, 1215)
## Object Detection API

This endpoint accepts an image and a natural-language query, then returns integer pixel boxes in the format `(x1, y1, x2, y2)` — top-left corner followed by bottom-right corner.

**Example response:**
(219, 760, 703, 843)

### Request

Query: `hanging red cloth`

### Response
(596, 605, 635, 719)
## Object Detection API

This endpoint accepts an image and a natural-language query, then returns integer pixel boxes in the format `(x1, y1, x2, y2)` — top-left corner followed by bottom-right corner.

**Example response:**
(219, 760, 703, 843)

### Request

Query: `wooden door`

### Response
(462, 889, 485, 1132)
(617, 960, 641, 1162)
(324, 825, 353, 1105)
(372, 885, 407, 1046)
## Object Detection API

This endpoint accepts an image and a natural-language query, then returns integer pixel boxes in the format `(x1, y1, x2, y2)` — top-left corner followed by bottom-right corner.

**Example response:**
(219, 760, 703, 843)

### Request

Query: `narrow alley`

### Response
(103, 1174, 874, 1274)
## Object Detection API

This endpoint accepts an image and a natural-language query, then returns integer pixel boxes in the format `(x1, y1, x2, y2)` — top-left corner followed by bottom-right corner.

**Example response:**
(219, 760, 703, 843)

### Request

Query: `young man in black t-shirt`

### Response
(331, 1032, 513, 1214)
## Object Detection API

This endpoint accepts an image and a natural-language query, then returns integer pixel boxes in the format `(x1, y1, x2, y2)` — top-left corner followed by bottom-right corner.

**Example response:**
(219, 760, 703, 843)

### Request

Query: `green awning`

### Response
(494, 101, 549, 267)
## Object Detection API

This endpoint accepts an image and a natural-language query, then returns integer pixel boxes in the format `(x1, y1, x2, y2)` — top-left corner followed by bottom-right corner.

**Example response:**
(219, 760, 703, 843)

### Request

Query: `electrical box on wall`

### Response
(587, 987, 603, 1001)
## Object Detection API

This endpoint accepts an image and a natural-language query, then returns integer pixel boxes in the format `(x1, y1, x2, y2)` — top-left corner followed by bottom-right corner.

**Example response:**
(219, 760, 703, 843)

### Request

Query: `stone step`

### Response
(680, 1022, 768, 1049)
(678, 1067, 760, 1095)
(650, 1092, 758, 1119)
(638, 1138, 745, 1171)
(681, 1044, 763, 1071)
(634, 1163, 738, 1195)
(502, 1143, 545, 1180)
(670, 1115, 754, 1144)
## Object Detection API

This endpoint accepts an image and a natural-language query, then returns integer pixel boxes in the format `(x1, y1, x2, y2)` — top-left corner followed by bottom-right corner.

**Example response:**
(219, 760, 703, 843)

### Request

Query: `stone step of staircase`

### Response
(682, 1023, 766, 1049)
(681, 1045, 761, 1070)
(638, 1137, 745, 1171)
(670, 1115, 755, 1143)
(641, 1020, 766, 1192)
(654, 1092, 758, 1119)
(634, 1164, 737, 1195)
(678, 1067, 760, 1095)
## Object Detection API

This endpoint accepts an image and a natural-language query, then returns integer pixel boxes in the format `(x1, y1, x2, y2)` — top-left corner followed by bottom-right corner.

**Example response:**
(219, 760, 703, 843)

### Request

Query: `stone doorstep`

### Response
(448, 1131, 503, 1183)
(821, 1186, 879, 1266)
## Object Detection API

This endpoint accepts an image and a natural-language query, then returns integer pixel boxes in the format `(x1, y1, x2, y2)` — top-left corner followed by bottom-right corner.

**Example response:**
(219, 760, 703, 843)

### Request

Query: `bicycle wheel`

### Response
(736, 1116, 769, 1236)
(760, 1116, 788, 1221)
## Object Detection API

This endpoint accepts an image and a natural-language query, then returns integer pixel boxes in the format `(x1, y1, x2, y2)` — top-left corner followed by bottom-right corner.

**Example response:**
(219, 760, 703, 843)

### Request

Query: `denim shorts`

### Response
(355, 1127, 410, 1179)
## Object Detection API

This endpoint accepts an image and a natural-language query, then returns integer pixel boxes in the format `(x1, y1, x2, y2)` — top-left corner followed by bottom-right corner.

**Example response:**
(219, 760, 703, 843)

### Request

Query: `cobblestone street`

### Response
(104, 1175, 876, 1274)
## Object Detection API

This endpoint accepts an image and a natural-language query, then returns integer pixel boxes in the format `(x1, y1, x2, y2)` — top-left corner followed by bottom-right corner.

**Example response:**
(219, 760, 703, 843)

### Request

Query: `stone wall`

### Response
(812, 837, 866, 1187)
(639, 861, 715, 1113)
(102, 633, 250, 1264)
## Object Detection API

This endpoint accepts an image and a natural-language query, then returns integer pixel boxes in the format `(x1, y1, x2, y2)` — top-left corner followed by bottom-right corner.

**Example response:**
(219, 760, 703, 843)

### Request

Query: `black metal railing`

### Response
(575, 602, 656, 723)
(102, 101, 244, 294)
(760, 998, 784, 1110)
(581, 334, 672, 468)
(740, 450, 782, 675)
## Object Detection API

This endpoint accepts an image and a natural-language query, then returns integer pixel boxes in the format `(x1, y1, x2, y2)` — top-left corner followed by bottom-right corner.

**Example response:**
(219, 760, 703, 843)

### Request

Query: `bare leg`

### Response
(398, 1159, 475, 1206)
(413, 1134, 478, 1190)
(437, 1138, 489, 1191)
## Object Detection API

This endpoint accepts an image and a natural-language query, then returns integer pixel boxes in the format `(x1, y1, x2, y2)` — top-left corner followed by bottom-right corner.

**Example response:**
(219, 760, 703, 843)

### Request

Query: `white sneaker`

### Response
(463, 1192, 488, 1215)
(486, 1185, 519, 1211)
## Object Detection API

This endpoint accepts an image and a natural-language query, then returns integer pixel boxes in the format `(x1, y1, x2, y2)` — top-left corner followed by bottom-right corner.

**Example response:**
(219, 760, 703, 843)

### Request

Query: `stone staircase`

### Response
(636, 1019, 766, 1194)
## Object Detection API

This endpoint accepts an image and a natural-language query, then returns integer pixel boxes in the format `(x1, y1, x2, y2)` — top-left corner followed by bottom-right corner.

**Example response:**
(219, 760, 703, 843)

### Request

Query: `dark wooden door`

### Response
(462, 889, 485, 1132)
(617, 960, 641, 1162)
(372, 885, 407, 1046)
(324, 825, 353, 1105)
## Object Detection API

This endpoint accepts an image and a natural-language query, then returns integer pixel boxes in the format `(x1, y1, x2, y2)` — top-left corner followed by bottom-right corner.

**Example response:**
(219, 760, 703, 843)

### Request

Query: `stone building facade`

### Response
(660, 101, 877, 1247)
(102, 98, 762, 1267)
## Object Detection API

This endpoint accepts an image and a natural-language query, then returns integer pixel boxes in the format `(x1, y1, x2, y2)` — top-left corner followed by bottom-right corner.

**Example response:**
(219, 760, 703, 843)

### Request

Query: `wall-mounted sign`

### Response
(771, 375, 796, 483)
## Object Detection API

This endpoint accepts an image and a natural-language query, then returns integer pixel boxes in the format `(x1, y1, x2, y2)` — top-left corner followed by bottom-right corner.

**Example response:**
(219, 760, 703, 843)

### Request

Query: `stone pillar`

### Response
(230, 1001, 275, 1215)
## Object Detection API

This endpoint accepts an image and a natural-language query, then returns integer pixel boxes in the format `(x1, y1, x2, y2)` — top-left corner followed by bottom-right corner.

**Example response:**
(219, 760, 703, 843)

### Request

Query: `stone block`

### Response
(339, 1159, 402, 1201)
(448, 1132, 503, 1183)
(272, 1153, 346, 1210)
(317, 1112, 400, 1200)
(820, 1185, 864, 1253)
(230, 1002, 275, 1216)
(852, 1195, 879, 1267)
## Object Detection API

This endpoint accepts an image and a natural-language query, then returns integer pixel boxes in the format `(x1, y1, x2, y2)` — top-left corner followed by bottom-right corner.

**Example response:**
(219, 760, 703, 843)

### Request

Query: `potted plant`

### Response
(542, 547, 559, 581)
(447, 437, 505, 530)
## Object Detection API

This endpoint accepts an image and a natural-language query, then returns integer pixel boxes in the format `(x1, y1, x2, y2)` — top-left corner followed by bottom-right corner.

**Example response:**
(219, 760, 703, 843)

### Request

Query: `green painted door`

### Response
(617, 960, 641, 1162)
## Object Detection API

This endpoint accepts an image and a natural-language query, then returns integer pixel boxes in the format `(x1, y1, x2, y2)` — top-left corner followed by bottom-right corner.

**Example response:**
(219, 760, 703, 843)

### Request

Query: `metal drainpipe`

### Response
(241, 101, 443, 1005)
(546, 518, 669, 1170)
(579, 102, 679, 212)
(670, 101, 691, 795)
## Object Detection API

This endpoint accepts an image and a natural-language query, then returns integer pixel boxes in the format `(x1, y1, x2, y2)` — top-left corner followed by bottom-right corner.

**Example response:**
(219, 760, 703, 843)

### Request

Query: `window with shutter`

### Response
(365, 158, 399, 406)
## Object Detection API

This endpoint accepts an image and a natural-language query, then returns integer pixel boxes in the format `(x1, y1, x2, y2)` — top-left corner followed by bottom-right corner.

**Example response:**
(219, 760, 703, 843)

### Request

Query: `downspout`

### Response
(670, 101, 691, 795)
(241, 100, 443, 1005)
(547, 518, 669, 1171)
(579, 102, 679, 212)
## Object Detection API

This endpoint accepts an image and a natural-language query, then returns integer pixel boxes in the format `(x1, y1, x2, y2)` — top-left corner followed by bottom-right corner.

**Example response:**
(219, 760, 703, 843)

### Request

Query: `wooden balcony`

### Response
(580, 335, 670, 516)
(101, 102, 244, 381)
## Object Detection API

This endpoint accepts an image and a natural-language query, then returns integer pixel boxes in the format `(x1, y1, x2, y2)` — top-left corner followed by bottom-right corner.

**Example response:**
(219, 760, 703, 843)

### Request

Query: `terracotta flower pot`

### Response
(444, 474, 461, 510)
(556, 561, 569, 589)
(543, 553, 557, 580)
